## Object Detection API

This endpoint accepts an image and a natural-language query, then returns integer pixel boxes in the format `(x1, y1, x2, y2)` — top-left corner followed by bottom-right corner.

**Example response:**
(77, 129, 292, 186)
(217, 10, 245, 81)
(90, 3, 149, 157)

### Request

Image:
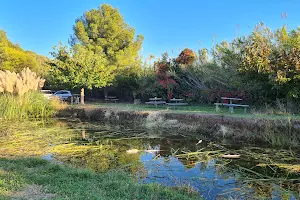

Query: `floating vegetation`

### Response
(172, 143, 300, 199)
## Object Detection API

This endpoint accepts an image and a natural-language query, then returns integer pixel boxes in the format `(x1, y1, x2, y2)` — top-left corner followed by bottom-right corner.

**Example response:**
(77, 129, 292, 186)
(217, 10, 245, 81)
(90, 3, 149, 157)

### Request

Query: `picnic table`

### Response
(105, 96, 119, 103)
(166, 98, 188, 109)
(71, 94, 80, 104)
(145, 97, 166, 107)
(214, 97, 249, 113)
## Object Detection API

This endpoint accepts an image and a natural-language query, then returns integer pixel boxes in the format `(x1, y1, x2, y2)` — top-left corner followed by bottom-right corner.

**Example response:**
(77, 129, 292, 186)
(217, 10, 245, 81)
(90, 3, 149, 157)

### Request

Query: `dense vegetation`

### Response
(133, 24, 300, 113)
(1, 3, 300, 199)
(0, 67, 61, 119)
(0, 30, 50, 77)
(0, 92, 58, 119)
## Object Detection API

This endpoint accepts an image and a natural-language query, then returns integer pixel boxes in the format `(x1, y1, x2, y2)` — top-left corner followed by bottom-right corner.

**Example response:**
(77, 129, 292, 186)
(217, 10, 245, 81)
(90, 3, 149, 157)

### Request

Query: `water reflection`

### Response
(0, 119, 299, 199)
(139, 147, 300, 199)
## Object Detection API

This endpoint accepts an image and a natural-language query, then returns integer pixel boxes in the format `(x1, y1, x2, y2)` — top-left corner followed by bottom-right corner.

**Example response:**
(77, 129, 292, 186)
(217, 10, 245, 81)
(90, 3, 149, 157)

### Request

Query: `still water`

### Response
(0, 119, 299, 199)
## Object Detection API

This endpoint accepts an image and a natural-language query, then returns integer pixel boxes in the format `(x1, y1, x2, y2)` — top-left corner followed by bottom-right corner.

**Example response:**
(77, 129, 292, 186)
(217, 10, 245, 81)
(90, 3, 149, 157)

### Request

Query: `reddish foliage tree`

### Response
(176, 48, 197, 65)
(155, 61, 177, 99)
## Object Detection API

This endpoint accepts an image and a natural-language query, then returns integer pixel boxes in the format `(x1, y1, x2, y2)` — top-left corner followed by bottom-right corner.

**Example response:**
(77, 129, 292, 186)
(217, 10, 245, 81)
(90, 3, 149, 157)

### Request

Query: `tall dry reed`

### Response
(0, 68, 45, 96)
(0, 68, 61, 119)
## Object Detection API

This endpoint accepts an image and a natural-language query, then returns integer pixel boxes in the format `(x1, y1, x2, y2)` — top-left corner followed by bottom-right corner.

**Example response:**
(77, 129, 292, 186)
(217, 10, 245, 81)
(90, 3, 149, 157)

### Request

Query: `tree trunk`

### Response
(80, 88, 85, 104)
(286, 95, 296, 114)
(104, 87, 108, 99)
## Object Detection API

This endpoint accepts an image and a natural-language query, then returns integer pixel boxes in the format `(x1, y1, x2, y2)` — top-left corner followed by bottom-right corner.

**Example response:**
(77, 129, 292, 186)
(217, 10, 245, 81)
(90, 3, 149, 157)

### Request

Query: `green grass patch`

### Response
(0, 92, 57, 119)
(0, 158, 200, 200)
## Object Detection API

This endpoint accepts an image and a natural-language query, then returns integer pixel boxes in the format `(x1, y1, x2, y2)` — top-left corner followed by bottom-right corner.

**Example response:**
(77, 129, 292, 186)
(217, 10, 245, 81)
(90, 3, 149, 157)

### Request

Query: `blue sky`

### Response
(0, 0, 299, 59)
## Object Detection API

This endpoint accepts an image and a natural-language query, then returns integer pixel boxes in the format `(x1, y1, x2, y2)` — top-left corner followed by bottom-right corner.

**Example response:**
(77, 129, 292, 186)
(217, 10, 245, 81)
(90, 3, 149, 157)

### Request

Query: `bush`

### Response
(0, 92, 57, 119)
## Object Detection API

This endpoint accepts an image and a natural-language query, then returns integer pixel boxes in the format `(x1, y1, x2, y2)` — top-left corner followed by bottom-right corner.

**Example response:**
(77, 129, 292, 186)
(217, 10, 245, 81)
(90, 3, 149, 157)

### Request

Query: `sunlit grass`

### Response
(0, 157, 200, 200)
(0, 92, 57, 119)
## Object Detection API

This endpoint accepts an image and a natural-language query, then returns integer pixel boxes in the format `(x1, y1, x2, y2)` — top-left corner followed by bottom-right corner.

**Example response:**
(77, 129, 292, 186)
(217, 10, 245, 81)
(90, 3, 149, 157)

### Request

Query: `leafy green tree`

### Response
(237, 25, 300, 102)
(71, 4, 143, 78)
(49, 43, 116, 103)
(0, 30, 49, 75)
(50, 4, 144, 102)
(198, 48, 209, 65)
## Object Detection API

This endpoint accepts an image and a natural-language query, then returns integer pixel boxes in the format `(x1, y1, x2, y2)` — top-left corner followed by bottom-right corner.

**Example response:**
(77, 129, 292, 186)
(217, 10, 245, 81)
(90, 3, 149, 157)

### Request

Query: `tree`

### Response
(71, 4, 143, 79)
(0, 30, 48, 74)
(175, 48, 197, 66)
(50, 4, 144, 102)
(237, 24, 300, 102)
(198, 48, 209, 65)
(49, 44, 116, 103)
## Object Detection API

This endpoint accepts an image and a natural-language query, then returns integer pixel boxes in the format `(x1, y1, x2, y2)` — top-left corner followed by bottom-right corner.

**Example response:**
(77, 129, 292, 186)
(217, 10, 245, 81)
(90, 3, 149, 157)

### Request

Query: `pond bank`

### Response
(58, 106, 300, 147)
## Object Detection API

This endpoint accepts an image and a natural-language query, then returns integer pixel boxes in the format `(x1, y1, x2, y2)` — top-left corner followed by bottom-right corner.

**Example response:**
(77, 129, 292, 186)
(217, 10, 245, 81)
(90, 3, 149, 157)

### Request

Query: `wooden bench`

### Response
(105, 96, 119, 103)
(166, 103, 188, 106)
(215, 103, 249, 113)
(146, 97, 166, 107)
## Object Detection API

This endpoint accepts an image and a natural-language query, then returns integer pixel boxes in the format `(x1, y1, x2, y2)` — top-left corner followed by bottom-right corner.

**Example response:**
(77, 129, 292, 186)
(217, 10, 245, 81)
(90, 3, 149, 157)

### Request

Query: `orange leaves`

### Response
(175, 48, 197, 65)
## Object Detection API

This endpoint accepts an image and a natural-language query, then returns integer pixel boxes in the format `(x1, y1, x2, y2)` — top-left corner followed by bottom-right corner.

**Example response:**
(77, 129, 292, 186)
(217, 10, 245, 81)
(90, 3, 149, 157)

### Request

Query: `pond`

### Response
(0, 118, 299, 199)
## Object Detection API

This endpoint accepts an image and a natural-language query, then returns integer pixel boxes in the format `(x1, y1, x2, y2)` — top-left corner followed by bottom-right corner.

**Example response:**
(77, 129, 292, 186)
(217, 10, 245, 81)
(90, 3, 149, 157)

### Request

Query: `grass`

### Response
(0, 157, 200, 200)
(78, 102, 300, 120)
(0, 92, 60, 119)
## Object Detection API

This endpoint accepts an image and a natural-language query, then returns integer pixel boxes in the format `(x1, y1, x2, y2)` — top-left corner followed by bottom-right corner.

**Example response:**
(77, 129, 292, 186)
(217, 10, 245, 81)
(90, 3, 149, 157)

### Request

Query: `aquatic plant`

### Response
(174, 143, 300, 199)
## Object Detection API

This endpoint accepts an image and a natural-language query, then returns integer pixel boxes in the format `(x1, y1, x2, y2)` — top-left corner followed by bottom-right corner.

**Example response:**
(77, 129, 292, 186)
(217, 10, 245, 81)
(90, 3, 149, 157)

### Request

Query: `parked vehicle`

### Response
(41, 90, 54, 99)
(53, 90, 72, 101)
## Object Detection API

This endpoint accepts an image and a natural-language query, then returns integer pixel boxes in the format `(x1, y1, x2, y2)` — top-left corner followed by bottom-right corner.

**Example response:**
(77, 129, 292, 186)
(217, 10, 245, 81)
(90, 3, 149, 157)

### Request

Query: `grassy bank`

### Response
(0, 158, 199, 200)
